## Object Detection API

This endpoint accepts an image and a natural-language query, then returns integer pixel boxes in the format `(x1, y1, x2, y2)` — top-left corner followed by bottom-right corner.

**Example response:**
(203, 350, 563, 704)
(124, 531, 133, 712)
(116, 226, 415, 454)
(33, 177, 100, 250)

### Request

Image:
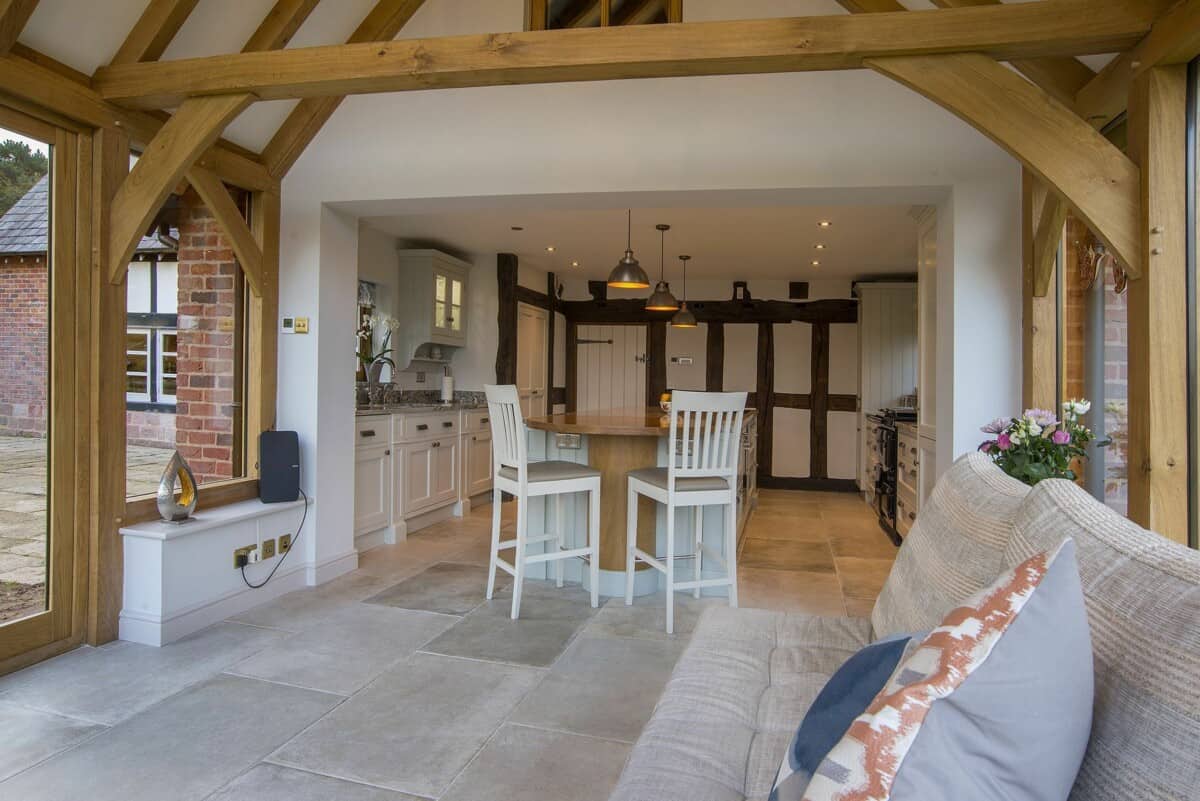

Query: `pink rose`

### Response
(996, 433, 1012, 451)
(980, 441, 995, 453)
(1052, 429, 1070, 445)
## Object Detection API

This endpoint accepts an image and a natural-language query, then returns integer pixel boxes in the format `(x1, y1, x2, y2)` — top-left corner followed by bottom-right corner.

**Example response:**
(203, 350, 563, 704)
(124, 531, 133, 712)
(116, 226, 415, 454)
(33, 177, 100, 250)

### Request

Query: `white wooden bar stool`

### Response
(484, 384, 601, 619)
(624, 390, 747, 633)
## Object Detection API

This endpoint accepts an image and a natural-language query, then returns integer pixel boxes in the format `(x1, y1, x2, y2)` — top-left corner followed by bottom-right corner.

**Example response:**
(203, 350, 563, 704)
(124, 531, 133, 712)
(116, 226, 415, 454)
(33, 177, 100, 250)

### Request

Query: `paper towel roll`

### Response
(441, 375, 454, 403)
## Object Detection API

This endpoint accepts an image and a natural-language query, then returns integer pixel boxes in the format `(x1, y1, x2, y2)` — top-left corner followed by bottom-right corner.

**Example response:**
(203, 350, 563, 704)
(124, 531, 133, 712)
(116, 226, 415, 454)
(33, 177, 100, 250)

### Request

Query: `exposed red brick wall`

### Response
(173, 192, 238, 483)
(0, 257, 48, 436)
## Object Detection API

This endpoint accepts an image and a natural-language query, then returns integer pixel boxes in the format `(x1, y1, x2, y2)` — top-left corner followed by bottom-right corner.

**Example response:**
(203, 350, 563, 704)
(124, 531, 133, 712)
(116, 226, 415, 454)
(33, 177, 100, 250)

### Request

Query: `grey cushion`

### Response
(629, 467, 731, 492)
(871, 452, 1029, 638)
(497, 460, 600, 483)
(608, 607, 871, 801)
(1005, 478, 1200, 801)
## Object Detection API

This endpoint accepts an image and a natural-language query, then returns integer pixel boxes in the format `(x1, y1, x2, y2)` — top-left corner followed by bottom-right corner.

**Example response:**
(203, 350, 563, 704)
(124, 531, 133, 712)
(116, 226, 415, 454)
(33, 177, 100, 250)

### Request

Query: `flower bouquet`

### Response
(979, 400, 1106, 486)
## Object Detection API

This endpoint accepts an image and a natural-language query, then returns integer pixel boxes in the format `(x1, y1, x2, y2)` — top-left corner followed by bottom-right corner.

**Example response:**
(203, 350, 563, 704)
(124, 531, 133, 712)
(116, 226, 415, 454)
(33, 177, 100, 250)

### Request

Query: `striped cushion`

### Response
(1006, 478, 1200, 801)
(871, 452, 1030, 638)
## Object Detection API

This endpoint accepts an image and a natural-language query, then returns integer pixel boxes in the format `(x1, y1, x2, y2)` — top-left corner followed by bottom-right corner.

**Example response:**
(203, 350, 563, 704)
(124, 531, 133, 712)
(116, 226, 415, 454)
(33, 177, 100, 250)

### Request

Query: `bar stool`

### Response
(484, 384, 601, 619)
(625, 390, 747, 633)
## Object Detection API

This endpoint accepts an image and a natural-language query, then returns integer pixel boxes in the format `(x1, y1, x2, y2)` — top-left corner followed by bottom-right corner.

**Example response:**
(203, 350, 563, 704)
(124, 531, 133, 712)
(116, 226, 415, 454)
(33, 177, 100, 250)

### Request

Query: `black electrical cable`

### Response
(241, 487, 308, 589)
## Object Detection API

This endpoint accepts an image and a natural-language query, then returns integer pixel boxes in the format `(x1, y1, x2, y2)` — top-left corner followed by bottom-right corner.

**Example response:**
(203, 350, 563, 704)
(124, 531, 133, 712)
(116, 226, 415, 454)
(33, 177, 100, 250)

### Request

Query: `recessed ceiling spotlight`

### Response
(546, 246, 556, 252)
(817, 220, 832, 228)
(511, 226, 524, 231)
(811, 260, 821, 266)
(814, 243, 826, 250)
(571, 260, 580, 267)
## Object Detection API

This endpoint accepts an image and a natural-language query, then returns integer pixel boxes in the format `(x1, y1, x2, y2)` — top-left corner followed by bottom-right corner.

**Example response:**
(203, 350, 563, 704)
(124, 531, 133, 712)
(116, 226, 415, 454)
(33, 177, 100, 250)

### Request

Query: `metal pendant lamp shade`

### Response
(645, 223, 679, 311)
(607, 209, 651, 289)
(671, 255, 697, 328)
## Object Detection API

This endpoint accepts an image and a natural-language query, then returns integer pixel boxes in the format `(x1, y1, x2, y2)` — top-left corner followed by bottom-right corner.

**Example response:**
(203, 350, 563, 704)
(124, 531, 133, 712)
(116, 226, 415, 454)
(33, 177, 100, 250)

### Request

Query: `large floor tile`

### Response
(737, 567, 846, 616)
(824, 517, 901, 560)
(0, 622, 286, 725)
(229, 604, 458, 695)
(421, 581, 598, 667)
(741, 511, 830, 542)
(227, 571, 387, 632)
(509, 635, 684, 742)
(269, 653, 543, 798)
(366, 561, 505, 615)
(836, 556, 895, 601)
(204, 763, 424, 801)
(0, 674, 339, 801)
(356, 534, 469, 580)
(739, 538, 836, 573)
(585, 592, 717, 641)
(0, 700, 106, 782)
(441, 723, 630, 801)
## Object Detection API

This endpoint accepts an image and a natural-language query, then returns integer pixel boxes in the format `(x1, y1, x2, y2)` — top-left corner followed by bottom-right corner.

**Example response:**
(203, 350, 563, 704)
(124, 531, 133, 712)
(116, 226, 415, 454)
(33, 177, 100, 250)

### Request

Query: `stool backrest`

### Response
(668, 390, 748, 486)
(484, 384, 527, 477)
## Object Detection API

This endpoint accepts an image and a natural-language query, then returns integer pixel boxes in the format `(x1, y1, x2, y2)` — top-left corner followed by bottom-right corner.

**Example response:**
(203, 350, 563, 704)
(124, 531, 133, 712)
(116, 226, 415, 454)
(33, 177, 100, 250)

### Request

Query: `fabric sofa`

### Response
(608, 453, 1200, 801)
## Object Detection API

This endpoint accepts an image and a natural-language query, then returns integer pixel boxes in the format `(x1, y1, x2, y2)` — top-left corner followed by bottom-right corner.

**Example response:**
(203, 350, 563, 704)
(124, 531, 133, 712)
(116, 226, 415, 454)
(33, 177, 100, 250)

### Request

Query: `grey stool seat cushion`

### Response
(608, 607, 872, 801)
(628, 467, 731, 493)
(497, 460, 601, 482)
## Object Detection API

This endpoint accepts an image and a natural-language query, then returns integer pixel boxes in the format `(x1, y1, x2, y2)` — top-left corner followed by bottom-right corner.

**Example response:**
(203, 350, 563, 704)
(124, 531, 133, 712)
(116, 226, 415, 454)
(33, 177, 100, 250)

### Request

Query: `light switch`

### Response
(294, 317, 310, 334)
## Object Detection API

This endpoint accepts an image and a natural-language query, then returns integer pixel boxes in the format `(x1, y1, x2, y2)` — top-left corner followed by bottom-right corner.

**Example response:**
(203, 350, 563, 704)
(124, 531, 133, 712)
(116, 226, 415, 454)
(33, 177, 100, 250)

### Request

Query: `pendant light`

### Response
(671, 255, 697, 328)
(645, 223, 680, 311)
(607, 209, 650, 289)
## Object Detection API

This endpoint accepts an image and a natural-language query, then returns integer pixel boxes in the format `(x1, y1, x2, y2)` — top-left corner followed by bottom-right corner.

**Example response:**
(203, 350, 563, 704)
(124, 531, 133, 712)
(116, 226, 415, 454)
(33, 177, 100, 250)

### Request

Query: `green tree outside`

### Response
(0, 139, 49, 216)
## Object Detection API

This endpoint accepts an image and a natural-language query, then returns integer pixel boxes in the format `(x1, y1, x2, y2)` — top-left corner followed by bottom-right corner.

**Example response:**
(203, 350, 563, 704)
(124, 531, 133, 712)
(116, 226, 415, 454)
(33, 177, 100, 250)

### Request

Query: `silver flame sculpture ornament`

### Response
(157, 449, 199, 523)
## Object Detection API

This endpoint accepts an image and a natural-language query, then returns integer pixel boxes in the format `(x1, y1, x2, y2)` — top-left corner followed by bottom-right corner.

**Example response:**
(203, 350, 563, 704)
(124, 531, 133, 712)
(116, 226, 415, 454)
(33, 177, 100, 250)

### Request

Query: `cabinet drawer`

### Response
(395, 413, 460, 443)
(355, 416, 390, 446)
(463, 409, 491, 434)
(896, 488, 918, 536)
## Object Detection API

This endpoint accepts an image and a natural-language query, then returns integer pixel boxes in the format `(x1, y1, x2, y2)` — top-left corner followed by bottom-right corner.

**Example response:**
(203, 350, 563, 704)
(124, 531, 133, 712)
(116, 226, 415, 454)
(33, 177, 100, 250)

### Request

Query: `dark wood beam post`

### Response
(496, 253, 518, 384)
(546, 271, 557, 406)
(647, 321, 667, 407)
(810, 321, 831, 480)
(706, 320, 724, 391)
(565, 320, 578, 412)
(756, 322, 774, 481)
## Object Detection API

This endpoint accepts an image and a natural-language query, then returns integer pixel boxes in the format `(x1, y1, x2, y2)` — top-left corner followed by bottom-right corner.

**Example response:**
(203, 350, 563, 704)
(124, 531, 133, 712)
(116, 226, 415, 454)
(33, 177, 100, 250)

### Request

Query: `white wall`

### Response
(277, 0, 1024, 577)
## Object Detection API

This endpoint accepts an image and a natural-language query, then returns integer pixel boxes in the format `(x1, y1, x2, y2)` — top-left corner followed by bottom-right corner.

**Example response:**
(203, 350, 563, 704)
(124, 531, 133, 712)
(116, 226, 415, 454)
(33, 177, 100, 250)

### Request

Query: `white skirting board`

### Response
(118, 497, 360, 647)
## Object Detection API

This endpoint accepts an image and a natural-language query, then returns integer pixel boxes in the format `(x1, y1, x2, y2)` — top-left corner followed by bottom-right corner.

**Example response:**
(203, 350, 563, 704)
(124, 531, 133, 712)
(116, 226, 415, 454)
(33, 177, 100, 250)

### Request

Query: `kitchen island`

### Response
(523, 408, 757, 597)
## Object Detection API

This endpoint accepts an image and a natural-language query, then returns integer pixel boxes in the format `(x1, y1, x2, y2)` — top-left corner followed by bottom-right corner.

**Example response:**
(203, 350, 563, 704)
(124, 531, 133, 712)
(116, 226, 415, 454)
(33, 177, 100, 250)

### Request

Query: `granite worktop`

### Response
(355, 401, 485, 416)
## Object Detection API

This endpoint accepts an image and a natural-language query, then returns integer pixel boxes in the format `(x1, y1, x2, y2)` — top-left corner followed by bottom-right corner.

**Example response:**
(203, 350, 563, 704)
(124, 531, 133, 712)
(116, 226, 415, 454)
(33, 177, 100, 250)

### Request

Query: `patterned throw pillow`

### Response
(769, 633, 922, 801)
(804, 538, 1093, 801)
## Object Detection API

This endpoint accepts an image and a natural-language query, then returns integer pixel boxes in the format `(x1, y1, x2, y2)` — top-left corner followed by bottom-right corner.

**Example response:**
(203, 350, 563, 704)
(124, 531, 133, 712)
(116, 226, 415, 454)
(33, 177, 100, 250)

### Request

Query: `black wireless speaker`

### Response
(259, 430, 300, 503)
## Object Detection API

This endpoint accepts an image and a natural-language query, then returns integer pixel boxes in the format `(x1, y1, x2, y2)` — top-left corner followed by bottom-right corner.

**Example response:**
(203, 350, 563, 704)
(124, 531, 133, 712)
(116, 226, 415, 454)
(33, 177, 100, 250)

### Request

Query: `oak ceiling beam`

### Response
(261, 0, 428, 179)
(185, 164, 264, 296)
(0, 0, 37, 55)
(110, 0, 199, 65)
(108, 93, 253, 284)
(869, 52, 1141, 277)
(93, 1, 1158, 108)
(242, 0, 321, 52)
(836, 0, 1096, 107)
(1076, 0, 1200, 129)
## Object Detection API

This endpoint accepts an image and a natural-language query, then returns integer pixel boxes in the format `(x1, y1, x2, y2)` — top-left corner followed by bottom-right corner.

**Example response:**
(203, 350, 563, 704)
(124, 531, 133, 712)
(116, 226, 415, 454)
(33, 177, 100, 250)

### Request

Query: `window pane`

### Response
(0, 125, 51, 624)
(450, 304, 462, 332)
(435, 273, 446, 302)
(126, 332, 149, 351)
(434, 300, 446, 329)
(126, 189, 247, 496)
(451, 279, 462, 306)
(126, 375, 147, 394)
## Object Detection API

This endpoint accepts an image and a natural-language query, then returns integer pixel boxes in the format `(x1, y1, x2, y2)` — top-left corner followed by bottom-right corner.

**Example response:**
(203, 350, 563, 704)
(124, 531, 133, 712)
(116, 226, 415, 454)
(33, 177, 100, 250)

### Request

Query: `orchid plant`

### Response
(979, 400, 1107, 486)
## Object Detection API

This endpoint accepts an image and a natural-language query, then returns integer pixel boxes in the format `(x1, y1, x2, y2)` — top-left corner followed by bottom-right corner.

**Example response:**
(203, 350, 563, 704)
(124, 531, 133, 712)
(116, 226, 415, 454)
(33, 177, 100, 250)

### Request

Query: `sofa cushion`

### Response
(608, 606, 872, 801)
(872, 452, 1029, 638)
(1006, 478, 1200, 801)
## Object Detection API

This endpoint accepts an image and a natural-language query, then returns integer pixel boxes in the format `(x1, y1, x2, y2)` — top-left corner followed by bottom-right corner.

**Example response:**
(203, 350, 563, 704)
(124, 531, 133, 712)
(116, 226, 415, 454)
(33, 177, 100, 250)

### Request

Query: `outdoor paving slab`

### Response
(0, 674, 340, 801)
(420, 580, 599, 667)
(440, 723, 630, 801)
(229, 603, 458, 696)
(365, 561, 507, 615)
(268, 652, 543, 798)
(0, 622, 286, 725)
(509, 634, 685, 742)
(0, 700, 107, 782)
(204, 763, 425, 801)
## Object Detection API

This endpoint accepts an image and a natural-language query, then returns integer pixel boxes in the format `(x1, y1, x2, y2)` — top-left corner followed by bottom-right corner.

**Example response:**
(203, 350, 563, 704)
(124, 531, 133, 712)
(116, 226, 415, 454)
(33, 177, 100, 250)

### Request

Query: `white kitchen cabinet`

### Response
(393, 250, 471, 370)
(430, 437, 459, 506)
(464, 431, 493, 498)
(403, 440, 436, 513)
(354, 443, 391, 535)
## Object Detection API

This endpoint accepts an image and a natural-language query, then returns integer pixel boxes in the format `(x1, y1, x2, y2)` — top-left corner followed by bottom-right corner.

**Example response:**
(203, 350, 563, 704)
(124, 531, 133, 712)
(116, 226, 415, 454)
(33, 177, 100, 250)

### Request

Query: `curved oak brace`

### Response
(1032, 189, 1068, 298)
(185, 164, 264, 297)
(107, 93, 253, 285)
(868, 52, 1142, 278)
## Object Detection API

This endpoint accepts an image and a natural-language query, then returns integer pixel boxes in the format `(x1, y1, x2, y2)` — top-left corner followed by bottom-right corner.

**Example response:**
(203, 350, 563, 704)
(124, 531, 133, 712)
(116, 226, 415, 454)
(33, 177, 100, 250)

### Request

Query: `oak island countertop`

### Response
(525, 407, 756, 437)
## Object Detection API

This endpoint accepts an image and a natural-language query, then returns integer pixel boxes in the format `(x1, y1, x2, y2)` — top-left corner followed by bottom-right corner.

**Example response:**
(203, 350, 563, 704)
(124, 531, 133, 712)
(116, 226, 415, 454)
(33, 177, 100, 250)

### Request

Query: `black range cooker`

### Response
(866, 407, 917, 545)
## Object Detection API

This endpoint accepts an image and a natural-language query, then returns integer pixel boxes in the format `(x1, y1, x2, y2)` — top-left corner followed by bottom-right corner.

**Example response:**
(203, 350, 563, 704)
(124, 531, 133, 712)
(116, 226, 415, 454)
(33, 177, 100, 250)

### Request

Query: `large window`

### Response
(126, 257, 178, 408)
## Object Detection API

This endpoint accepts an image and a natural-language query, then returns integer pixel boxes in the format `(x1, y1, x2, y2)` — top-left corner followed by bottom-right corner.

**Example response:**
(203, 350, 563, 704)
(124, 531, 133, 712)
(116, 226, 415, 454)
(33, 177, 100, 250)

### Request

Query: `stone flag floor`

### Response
(0, 436, 171, 623)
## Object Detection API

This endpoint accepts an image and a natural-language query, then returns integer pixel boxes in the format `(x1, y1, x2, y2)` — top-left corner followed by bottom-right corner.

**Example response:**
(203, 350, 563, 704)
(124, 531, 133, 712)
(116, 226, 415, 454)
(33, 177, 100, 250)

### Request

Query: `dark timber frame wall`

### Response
(496, 260, 859, 490)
